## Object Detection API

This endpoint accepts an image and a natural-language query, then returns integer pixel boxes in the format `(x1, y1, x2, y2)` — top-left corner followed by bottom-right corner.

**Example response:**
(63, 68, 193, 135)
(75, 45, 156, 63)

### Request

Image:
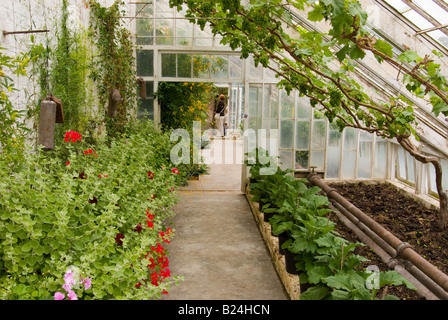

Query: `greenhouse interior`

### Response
(1, 0, 448, 302)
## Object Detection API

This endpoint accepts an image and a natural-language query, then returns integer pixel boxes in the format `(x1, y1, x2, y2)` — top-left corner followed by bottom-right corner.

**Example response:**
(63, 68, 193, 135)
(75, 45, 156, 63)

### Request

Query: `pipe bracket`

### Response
(395, 242, 413, 259)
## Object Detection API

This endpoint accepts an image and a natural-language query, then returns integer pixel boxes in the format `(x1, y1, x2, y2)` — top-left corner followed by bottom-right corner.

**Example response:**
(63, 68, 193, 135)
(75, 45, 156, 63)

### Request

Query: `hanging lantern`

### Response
(38, 93, 64, 150)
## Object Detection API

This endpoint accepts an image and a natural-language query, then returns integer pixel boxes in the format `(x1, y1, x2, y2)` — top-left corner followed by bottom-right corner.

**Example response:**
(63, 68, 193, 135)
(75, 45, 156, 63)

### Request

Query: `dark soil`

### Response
(327, 181, 448, 300)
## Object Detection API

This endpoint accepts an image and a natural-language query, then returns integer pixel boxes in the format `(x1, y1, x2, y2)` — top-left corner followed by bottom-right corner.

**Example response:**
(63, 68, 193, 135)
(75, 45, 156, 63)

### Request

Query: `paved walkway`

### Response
(163, 137, 288, 300)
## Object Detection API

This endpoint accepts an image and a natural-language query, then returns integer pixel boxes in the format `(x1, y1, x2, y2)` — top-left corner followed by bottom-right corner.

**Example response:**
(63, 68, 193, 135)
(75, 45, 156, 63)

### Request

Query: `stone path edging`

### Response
(245, 187, 301, 300)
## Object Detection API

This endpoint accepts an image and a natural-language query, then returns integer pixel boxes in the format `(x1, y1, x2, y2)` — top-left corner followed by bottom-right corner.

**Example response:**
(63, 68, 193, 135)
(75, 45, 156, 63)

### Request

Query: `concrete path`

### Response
(163, 137, 288, 300)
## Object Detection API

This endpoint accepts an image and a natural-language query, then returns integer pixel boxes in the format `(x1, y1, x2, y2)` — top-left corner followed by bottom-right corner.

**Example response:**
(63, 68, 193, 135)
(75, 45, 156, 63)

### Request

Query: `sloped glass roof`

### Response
(383, 0, 448, 48)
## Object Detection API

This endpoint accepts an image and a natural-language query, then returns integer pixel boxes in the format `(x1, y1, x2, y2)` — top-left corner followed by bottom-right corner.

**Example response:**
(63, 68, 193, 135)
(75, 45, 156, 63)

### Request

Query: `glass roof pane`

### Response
(402, 10, 434, 29)
(383, 0, 408, 12)
(413, 0, 448, 24)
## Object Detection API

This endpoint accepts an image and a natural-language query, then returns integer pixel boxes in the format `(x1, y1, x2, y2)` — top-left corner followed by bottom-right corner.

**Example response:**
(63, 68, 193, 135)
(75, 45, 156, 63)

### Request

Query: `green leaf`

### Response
(21, 242, 32, 252)
(397, 50, 420, 63)
(308, 6, 324, 22)
(335, 45, 350, 62)
(300, 284, 329, 300)
(348, 45, 366, 60)
(373, 39, 393, 58)
(379, 270, 416, 290)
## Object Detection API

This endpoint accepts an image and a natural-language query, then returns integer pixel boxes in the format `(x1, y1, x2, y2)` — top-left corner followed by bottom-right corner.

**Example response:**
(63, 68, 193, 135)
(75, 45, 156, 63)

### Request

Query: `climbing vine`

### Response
(26, 0, 94, 146)
(88, 0, 138, 135)
(170, 0, 448, 228)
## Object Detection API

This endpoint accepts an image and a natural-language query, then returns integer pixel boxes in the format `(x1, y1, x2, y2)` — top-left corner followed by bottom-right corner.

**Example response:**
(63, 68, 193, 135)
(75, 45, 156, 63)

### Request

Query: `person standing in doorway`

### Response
(224, 106, 229, 137)
(215, 94, 226, 136)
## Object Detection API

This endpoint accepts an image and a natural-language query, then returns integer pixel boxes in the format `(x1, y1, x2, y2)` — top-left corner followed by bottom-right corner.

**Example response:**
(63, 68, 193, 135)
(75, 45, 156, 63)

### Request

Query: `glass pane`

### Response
(373, 140, 387, 178)
(136, 3, 153, 45)
(155, 0, 172, 13)
(248, 86, 260, 130)
(442, 159, 448, 191)
(311, 120, 326, 150)
(327, 128, 341, 178)
(406, 152, 415, 182)
(358, 145, 372, 178)
(176, 16, 193, 45)
(193, 54, 210, 78)
(248, 56, 263, 80)
(326, 145, 340, 178)
(177, 54, 192, 78)
(211, 55, 228, 79)
(328, 130, 341, 147)
(429, 163, 437, 193)
(342, 150, 356, 179)
(229, 56, 242, 79)
(397, 146, 406, 179)
(295, 121, 310, 149)
(161, 53, 176, 77)
(280, 120, 293, 149)
(310, 151, 325, 171)
(138, 82, 154, 120)
(279, 150, 293, 171)
(296, 96, 311, 119)
(137, 50, 154, 77)
(295, 150, 309, 170)
(358, 131, 372, 178)
(343, 127, 357, 150)
(280, 90, 294, 118)
(155, 16, 174, 45)
(195, 24, 213, 47)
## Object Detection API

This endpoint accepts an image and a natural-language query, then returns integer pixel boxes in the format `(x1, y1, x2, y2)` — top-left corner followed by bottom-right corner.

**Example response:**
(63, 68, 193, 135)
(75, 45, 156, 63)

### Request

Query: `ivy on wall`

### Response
(88, 0, 138, 136)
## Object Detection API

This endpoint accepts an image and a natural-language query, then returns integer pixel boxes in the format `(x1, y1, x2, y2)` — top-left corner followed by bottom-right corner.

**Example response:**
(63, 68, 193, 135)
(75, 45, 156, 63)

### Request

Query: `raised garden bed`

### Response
(328, 181, 448, 300)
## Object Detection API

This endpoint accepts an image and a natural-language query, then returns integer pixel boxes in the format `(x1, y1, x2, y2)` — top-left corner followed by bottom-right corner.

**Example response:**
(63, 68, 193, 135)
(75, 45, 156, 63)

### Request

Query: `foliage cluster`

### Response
(247, 148, 416, 300)
(0, 120, 186, 300)
(156, 81, 217, 131)
(88, 0, 138, 136)
(0, 49, 30, 168)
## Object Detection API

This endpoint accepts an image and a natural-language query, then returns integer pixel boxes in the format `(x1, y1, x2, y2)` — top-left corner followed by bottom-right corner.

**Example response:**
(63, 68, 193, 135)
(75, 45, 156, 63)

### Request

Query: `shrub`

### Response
(0, 120, 184, 299)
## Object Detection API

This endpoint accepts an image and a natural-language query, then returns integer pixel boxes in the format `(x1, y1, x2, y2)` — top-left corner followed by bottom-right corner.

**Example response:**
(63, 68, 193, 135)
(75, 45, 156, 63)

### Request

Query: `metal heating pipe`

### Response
(307, 173, 448, 300)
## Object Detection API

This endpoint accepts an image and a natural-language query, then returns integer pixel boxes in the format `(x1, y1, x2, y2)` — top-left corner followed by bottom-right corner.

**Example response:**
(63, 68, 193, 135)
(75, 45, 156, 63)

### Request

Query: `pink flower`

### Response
(54, 292, 65, 300)
(81, 277, 92, 290)
(64, 270, 76, 286)
(67, 290, 77, 300)
(171, 168, 179, 174)
(62, 283, 71, 292)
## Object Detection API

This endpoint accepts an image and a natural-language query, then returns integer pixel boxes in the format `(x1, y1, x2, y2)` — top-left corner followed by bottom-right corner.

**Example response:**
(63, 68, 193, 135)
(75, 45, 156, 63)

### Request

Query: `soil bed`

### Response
(327, 181, 448, 300)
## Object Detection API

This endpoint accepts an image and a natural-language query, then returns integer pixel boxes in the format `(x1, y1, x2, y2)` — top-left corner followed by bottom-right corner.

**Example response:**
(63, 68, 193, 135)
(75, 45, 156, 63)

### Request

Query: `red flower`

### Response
(66, 161, 70, 166)
(133, 223, 142, 233)
(147, 171, 154, 179)
(146, 209, 154, 221)
(115, 233, 125, 246)
(64, 131, 82, 143)
(147, 220, 153, 228)
(84, 149, 98, 157)
(171, 168, 179, 174)
(88, 196, 98, 204)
